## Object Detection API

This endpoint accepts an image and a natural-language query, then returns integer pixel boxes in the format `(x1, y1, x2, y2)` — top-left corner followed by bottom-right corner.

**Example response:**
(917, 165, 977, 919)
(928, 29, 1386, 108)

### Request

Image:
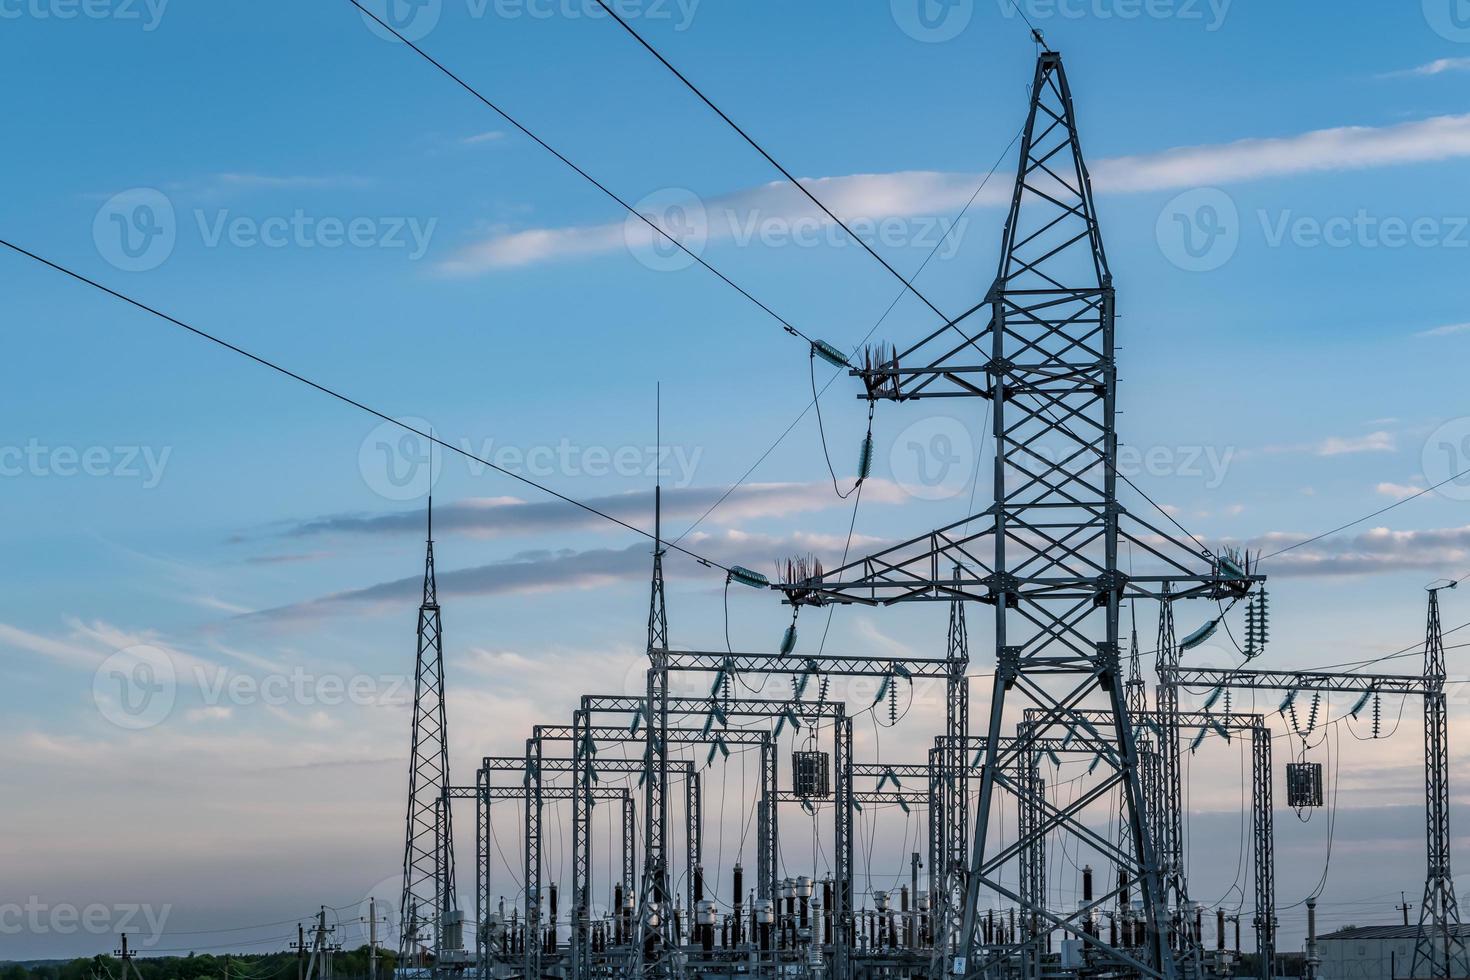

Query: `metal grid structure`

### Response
(384, 45, 1466, 980)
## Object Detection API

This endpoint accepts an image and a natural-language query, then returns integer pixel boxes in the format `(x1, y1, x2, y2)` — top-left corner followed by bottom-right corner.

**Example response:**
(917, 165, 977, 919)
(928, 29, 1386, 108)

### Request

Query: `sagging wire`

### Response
(810, 344, 876, 500)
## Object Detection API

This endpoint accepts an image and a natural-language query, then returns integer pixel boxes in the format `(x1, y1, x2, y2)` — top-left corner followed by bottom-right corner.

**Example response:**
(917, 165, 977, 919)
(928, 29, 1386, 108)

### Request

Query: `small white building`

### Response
(1319, 924, 1470, 980)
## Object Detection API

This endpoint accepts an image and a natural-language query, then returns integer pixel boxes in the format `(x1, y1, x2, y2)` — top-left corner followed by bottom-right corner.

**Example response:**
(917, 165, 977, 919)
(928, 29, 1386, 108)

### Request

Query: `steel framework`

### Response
(766, 47, 1258, 979)
(1414, 585, 1467, 980)
(401, 501, 456, 968)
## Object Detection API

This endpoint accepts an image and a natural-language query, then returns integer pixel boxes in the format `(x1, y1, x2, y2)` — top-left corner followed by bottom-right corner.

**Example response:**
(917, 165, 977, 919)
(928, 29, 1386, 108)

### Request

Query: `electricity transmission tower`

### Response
(1413, 582, 1468, 980)
(779, 46, 1257, 979)
(401, 499, 457, 969)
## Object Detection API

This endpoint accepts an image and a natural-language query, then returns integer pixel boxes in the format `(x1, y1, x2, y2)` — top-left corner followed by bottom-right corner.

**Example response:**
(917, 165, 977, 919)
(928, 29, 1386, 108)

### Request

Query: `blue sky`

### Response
(5, 0, 1470, 959)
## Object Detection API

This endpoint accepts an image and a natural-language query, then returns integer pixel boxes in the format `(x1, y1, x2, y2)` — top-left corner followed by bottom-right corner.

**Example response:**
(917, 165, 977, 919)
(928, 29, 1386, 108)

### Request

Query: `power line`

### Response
(347, 0, 816, 347)
(1261, 471, 1470, 560)
(587, 0, 955, 327)
(0, 238, 729, 574)
(669, 127, 1024, 546)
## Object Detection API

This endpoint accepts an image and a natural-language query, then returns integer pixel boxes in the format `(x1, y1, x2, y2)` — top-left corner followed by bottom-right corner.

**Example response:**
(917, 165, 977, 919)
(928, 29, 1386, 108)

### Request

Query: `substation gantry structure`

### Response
(1162, 583, 1469, 980)
(396, 40, 1470, 980)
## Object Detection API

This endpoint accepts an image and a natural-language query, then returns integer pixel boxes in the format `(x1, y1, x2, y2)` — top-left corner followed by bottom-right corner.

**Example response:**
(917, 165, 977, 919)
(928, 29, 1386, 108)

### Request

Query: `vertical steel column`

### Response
(945, 581, 971, 953)
(524, 736, 543, 980)
(1414, 586, 1468, 979)
(760, 738, 778, 901)
(476, 765, 490, 977)
(687, 771, 702, 924)
(1251, 725, 1274, 980)
(1155, 590, 1191, 959)
(570, 710, 592, 979)
(833, 716, 854, 980)
(622, 794, 637, 902)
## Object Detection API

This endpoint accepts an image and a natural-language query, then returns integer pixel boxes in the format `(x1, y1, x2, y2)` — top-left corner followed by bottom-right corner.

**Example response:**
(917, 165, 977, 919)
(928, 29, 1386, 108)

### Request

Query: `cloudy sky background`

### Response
(5, 0, 1470, 960)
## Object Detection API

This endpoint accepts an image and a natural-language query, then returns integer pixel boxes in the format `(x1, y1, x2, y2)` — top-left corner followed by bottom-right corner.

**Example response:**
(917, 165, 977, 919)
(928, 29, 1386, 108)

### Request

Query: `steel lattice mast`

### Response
(1413, 583, 1468, 980)
(639, 486, 677, 976)
(777, 47, 1257, 979)
(401, 499, 457, 969)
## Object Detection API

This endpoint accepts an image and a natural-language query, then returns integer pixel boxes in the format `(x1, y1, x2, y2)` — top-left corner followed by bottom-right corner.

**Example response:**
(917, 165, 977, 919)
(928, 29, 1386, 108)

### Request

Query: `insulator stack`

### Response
(1245, 589, 1270, 658)
(812, 339, 850, 368)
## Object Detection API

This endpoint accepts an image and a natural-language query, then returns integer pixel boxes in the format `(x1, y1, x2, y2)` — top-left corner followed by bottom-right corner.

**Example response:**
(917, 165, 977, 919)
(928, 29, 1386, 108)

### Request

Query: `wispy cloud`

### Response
(1264, 431, 1396, 457)
(271, 482, 907, 542)
(1380, 57, 1470, 79)
(248, 528, 891, 622)
(1415, 322, 1470, 339)
(439, 113, 1470, 274)
(462, 131, 507, 145)
(1241, 525, 1470, 577)
(1376, 481, 1426, 500)
(211, 173, 375, 191)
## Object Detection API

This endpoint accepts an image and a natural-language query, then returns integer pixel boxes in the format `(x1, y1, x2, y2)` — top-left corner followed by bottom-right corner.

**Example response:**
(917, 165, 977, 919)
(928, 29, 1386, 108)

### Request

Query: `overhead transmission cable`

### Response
(0, 239, 730, 574)
(670, 128, 1025, 546)
(347, 0, 816, 348)
(586, 0, 956, 326)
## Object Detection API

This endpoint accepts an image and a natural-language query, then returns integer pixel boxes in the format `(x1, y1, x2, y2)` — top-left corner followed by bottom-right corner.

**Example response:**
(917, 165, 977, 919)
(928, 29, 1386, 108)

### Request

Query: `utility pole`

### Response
(304, 906, 339, 980)
(1398, 892, 1413, 927)
(1304, 897, 1320, 980)
(113, 934, 141, 980)
(369, 897, 379, 980)
(293, 924, 306, 980)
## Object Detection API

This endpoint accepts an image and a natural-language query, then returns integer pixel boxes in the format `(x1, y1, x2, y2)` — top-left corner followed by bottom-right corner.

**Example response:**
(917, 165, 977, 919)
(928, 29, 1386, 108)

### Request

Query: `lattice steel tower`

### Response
(401, 499, 457, 968)
(1413, 582, 1467, 979)
(639, 486, 677, 976)
(779, 47, 1256, 979)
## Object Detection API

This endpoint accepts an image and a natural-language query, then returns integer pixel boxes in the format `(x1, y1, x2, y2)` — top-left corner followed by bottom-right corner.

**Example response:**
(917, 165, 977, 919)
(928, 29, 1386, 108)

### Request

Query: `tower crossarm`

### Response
(1163, 667, 1427, 695)
(655, 646, 953, 677)
(579, 693, 846, 719)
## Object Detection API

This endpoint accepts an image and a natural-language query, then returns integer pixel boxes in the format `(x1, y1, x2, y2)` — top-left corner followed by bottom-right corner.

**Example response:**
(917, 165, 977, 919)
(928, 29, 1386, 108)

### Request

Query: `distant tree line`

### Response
(2, 945, 399, 980)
